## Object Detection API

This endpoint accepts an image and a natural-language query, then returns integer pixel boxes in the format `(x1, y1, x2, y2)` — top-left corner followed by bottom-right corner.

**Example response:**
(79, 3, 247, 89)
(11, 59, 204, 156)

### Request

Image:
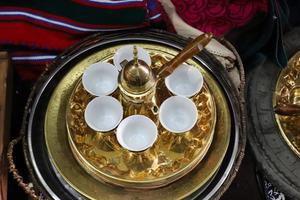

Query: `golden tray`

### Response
(66, 45, 216, 188)
(45, 42, 231, 199)
(274, 50, 300, 158)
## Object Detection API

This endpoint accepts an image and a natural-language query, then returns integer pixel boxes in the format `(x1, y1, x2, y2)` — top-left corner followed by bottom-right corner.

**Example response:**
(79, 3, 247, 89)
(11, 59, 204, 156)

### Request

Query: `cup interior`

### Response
(159, 96, 198, 133)
(116, 115, 158, 152)
(82, 62, 119, 96)
(165, 64, 203, 97)
(113, 45, 151, 71)
(84, 96, 123, 132)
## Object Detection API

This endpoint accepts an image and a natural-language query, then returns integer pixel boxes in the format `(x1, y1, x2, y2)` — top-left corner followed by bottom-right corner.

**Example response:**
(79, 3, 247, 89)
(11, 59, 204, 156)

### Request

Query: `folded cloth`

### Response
(0, 0, 264, 83)
(0, 0, 169, 80)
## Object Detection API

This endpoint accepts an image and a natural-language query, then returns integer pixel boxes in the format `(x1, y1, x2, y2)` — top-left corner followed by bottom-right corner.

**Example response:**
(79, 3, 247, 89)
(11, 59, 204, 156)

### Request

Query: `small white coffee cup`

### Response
(159, 96, 198, 133)
(113, 45, 151, 71)
(165, 64, 203, 97)
(116, 115, 158, 152)
(84, 96, 123, 132)
(82, 62, 119, 96)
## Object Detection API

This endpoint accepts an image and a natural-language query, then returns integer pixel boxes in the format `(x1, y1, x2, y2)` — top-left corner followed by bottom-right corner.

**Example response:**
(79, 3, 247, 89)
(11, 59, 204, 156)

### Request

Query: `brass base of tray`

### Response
(274, 51, 300, 158)
(45, 42, 231, 199)
(66, 44, 217, 189)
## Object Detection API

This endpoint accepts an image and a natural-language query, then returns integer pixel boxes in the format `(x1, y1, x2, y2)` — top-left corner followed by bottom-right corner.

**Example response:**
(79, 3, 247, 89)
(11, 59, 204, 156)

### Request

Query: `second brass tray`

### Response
(274, 51, 300, 158)
(66, 44, 217, 189)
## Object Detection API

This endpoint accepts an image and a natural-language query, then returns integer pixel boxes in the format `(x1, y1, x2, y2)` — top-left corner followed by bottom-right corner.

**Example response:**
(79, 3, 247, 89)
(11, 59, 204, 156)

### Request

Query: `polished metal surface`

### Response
(119, 45, 156, 97)
(274, 50, 300, 158)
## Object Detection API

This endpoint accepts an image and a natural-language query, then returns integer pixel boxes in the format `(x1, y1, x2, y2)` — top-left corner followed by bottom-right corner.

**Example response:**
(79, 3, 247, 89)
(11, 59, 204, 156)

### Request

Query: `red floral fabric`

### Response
(171, 0, 268, 36)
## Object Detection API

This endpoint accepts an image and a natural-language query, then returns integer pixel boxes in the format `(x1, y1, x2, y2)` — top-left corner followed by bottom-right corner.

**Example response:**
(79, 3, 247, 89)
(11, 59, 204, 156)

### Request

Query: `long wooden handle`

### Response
(157, 33, 213, 79)
(274, 104, 300, 116)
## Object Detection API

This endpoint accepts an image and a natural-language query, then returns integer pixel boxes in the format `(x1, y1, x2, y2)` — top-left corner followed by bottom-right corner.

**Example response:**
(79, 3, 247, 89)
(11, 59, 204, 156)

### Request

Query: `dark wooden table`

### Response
(0, 52, 12, 200)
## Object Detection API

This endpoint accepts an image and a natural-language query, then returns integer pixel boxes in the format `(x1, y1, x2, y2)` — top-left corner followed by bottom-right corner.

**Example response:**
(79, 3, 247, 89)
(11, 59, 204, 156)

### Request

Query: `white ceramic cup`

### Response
(84, 96, 123, 132)
(165, 63, 203, 97)
(116, 115, 158, 152)
(82, 62, 119, 96)
(159, 96, 198, 133)
(113, 45, 152, 71)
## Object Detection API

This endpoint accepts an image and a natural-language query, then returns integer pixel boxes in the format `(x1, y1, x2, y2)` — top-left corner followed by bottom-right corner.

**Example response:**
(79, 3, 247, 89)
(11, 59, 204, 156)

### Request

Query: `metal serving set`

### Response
(23, 30, 244, 199)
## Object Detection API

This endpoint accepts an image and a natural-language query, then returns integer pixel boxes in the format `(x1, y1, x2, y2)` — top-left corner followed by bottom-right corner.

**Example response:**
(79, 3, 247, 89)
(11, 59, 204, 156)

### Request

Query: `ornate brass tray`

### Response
(274, 51, 300, 158)
(45, 42, 231, 199)
(66, 45, 216, 188)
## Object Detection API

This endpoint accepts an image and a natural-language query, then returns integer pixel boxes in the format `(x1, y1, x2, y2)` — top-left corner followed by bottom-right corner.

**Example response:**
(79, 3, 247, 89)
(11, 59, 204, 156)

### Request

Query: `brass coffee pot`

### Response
(118, 33, 213, 103)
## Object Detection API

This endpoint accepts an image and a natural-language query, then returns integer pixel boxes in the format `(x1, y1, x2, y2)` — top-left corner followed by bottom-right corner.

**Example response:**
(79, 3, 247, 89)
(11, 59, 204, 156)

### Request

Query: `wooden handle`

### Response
(157, 33, 213, 79)
(274, 104, 300, 116)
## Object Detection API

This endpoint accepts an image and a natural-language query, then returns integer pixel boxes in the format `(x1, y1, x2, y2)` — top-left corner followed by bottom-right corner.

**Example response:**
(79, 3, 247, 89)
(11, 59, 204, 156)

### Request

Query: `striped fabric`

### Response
(0, 0, 170, 80)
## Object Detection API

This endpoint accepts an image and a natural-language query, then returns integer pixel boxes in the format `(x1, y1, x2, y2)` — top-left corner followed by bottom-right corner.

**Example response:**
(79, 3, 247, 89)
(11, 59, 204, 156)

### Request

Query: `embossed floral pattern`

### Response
(171, 0, 268, 36)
